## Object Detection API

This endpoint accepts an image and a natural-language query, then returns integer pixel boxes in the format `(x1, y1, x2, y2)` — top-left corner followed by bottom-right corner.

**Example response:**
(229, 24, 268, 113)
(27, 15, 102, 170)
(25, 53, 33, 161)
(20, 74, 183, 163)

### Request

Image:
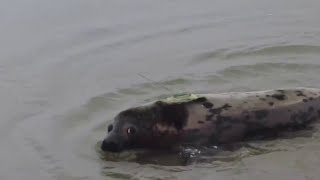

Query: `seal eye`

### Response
(126, 127, 136, 135)
(108, 125, 113, 133)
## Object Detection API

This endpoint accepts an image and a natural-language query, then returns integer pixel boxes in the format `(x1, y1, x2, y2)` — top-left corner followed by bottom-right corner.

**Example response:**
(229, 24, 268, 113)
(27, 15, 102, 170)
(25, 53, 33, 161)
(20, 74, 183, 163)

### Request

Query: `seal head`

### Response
(101, 93, 205, 152)
(101, 105, 158, 152)
(101, 97, 196, 152)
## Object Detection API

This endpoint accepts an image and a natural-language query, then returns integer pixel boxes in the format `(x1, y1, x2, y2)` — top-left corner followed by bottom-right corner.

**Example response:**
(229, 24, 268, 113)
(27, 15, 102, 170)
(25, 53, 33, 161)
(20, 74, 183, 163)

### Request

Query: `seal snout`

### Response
(101, 138, 122, 152)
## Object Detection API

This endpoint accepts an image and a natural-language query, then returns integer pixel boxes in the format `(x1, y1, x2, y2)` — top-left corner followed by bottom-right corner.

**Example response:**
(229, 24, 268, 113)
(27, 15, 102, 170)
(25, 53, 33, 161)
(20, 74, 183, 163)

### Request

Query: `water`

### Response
(1, 0, 320, 179)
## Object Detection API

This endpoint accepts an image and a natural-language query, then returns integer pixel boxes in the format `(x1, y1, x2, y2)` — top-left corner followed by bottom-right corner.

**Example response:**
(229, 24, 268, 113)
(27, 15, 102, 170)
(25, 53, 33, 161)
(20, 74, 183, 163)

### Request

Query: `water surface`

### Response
(1, 0, 320, 179)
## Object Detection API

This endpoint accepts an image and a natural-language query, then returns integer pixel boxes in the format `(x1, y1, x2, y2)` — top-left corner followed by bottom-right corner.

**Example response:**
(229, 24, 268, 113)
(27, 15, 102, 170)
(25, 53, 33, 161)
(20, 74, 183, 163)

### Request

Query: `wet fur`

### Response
(106, 88, 320, 150)
(179, 88, 320, 144)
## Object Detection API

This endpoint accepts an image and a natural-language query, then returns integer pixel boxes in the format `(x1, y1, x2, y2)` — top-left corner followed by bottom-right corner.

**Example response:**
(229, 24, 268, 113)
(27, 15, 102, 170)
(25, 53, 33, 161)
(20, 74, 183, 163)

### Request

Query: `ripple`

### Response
(218, 62, 320, 76)
(192, 45, 320, 62)
(232, 45, 320, 57)
(102, 172, 133, 180)
(68, 19, 226, 59)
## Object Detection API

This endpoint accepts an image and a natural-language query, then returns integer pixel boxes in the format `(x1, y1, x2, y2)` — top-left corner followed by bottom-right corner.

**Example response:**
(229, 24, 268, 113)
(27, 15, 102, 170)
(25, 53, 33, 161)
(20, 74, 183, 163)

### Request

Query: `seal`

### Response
(101, 87, 320, 152)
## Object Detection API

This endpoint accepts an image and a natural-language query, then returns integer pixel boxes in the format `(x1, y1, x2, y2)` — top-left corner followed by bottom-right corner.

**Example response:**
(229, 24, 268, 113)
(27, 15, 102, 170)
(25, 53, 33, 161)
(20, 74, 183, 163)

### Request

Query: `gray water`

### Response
(1, 0, 320, 179)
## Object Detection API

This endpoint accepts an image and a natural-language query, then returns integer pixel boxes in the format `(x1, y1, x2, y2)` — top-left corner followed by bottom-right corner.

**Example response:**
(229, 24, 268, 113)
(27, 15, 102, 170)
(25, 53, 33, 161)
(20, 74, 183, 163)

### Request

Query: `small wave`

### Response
(69, 20, 226, 59)
(102, 171, 134, 180)
(218, 62, 320, 76)
(192, 45, 320, 62)
(231, 45, 320, 57)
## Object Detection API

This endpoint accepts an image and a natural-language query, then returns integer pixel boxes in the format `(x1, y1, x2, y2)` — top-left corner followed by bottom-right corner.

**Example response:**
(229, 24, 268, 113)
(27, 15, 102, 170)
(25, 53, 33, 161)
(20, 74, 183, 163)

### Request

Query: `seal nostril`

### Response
(108, 124, 113, 133)
(101, 140, 121, 152)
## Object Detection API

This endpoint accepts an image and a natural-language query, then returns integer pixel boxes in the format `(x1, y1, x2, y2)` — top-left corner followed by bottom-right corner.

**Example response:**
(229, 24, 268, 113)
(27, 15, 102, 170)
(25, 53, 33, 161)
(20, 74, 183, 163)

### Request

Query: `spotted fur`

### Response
(181, 87, 320, 144)
(102, 87, 320, 152)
